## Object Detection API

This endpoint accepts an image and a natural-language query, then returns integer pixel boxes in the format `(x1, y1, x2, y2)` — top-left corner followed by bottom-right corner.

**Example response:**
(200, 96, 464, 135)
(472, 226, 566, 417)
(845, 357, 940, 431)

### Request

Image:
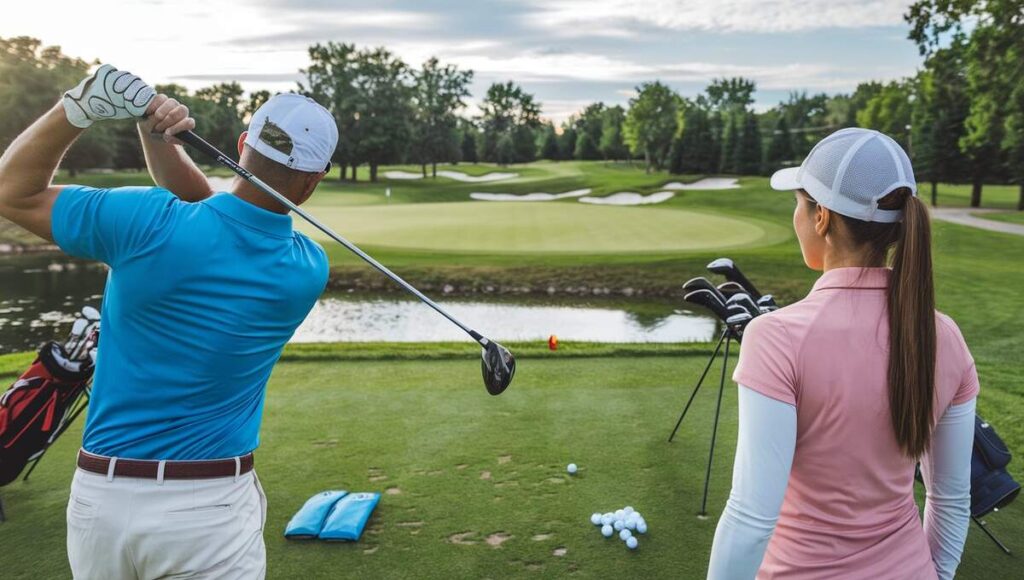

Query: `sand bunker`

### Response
(662, 177, 740, 190)
(470, 189, 591, 202)
(384, 170, 518, 183)
(579, 191, 675, 206)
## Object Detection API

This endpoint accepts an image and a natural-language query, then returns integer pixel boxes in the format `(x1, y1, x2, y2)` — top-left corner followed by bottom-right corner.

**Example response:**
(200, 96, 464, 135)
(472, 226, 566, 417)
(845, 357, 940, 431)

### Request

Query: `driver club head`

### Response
(481, 340, 515, 396)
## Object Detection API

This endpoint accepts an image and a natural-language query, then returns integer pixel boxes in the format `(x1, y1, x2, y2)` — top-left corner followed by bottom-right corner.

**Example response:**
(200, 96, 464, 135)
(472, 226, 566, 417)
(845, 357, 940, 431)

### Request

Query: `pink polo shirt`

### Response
(733, 267, 979, 579)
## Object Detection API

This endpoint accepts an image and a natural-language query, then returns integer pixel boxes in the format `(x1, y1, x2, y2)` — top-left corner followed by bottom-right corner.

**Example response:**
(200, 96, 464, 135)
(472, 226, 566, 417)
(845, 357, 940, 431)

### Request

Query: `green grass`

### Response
(979, 210, 1024, 225)
(929, 182, 1021, 210)
(1, 346, 1020, 579)
(1, 162, 1022, 578)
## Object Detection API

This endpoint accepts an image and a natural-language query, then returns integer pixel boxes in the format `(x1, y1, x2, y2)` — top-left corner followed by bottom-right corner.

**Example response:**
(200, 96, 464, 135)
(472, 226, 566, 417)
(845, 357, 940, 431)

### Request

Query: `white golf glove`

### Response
(62, 64, 155, 128)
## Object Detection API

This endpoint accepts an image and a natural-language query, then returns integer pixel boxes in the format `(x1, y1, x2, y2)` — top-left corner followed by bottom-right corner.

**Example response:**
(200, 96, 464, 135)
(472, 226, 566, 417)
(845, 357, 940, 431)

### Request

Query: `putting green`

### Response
(296, 201, 788, 254)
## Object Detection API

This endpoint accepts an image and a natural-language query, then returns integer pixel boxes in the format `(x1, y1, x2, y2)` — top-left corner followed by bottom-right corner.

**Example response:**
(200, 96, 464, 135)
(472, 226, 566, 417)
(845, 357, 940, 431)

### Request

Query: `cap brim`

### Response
(769, 167, 801, 191)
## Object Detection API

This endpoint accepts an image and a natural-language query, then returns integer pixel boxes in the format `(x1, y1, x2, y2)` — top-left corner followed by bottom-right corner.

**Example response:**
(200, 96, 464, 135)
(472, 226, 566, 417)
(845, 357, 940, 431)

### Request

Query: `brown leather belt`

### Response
(77, 450, 254, 480)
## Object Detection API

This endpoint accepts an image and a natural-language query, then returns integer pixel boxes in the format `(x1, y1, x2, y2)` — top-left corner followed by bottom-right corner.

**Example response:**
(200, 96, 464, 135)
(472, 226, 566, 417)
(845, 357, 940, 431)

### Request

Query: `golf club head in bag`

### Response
(683, 289, 730, 321)
(707, 258, 762, 300)
(683, 277, 728, 303)
(726, 293, 761, 318)
(757, 294, 778, 312)
(481, 340, 516, 396)
(716, 281, 746, 298)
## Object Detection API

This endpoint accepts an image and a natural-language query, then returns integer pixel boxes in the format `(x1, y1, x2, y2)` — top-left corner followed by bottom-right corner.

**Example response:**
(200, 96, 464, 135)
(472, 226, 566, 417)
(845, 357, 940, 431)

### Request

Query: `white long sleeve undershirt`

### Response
(707, 386, 975, 580)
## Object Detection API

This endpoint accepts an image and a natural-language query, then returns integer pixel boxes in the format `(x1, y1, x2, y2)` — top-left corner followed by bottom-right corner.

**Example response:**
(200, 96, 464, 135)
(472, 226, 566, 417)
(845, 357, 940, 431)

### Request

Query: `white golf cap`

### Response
(244, 93, 338, 173)
(770, 127, 917, 223)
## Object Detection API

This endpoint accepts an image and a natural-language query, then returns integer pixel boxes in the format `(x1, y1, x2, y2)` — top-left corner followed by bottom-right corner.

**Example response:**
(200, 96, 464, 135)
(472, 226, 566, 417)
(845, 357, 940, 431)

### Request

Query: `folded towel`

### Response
(284, 490, 348, 539)
(318, 492, 381, 542)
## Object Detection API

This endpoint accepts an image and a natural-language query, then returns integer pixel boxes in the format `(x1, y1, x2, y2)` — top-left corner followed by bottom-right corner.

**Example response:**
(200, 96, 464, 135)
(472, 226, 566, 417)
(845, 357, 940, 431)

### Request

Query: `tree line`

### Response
(0, 0, 1019, 207)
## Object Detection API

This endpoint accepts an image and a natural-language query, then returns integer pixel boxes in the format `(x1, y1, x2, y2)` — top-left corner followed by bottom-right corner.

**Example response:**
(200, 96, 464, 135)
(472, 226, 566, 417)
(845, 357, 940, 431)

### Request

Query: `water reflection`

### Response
(1, 252, 717, 352)
(294, 296, 716, 343)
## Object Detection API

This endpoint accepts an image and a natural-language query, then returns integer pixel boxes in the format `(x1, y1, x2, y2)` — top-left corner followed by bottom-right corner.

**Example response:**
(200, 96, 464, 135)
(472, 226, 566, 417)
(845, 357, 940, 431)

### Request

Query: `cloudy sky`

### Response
(1, 0, 923, 123)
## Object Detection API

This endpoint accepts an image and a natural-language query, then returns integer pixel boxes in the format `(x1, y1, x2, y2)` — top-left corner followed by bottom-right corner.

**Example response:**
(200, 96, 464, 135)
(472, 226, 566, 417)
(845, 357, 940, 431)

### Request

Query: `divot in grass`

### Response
(486, 532, 512, 547)
(385, 487, 402, 495)
(498, 454, 512, 464)
(553, 547, 568, 557)
(448, 531, 477, 545)
(455, 463, 469, 470)
(532, 534, 553, 541)
(480, 470, 492, 480)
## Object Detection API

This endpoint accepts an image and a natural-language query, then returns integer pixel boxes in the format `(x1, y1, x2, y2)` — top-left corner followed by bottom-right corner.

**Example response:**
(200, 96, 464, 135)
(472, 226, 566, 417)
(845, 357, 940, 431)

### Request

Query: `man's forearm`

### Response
(0, 102, 82, 239)
(138, 124, 213, 202)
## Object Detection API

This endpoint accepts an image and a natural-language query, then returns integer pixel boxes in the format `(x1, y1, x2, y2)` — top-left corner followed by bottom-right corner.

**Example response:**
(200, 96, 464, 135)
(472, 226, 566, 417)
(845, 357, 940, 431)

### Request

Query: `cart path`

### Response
(929, 207, 1024, 236)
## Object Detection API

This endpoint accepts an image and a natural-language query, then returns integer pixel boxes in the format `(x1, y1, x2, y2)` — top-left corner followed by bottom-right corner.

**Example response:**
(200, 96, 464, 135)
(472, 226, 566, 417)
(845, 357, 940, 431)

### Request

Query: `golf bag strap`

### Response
(77, 449, 254, 480)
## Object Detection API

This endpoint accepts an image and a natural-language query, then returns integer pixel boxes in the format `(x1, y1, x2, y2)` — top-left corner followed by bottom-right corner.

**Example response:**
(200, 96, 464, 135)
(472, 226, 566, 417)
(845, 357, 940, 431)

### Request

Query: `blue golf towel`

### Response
(284, 490, 348, 539)
(318, 492, 381, 542)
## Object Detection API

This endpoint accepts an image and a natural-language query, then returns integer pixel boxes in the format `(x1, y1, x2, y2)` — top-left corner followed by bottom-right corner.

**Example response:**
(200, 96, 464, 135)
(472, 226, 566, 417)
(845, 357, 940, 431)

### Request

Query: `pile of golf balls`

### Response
(589, 506, 646, 550)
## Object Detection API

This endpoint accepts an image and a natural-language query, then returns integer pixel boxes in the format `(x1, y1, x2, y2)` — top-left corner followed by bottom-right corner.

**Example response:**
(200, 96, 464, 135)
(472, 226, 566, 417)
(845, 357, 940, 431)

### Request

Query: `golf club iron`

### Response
(716, 281, 746, 298)
(757, 294, 778, 312)
(707, 258, 762, 300)
(683, 277, 729, 303)
(683, 288, 731, 321)
(726, 293, 761, 318)
(177, 130, 514, 396)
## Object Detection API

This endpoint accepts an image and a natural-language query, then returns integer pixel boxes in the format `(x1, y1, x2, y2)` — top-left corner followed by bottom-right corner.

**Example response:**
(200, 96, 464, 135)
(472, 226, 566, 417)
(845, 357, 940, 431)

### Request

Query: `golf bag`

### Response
(0, 341, 94, 487)
(971, 415, 1020, 519)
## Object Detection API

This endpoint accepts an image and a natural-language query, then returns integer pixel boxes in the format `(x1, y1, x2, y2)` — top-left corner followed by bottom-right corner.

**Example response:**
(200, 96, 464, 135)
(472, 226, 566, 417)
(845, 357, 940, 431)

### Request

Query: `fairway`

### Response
(0, 348, 1019, 579)
(297, 201, 788, 254)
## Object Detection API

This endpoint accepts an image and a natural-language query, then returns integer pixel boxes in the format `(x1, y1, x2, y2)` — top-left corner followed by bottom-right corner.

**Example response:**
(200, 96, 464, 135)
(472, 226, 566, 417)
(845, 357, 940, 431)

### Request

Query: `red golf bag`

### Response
(0, 341, 93, 487)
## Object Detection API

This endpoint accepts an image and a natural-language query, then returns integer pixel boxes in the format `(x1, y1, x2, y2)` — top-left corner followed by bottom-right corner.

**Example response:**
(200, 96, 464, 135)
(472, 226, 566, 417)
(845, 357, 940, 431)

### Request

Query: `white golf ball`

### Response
(626, 536, 638, 549)
(619, 529, 632, 540)
(614, 509, 625, 519)
(567, 463, 578, 474)
(591, 513, 602, 526)
(624, 506, 634, 515)
(601, 513, 614, 525)
(636, 521, 648, 534)
(613, 519, 625, 531)
(601, 524, 614, 538)
(625, 519, 637, 530)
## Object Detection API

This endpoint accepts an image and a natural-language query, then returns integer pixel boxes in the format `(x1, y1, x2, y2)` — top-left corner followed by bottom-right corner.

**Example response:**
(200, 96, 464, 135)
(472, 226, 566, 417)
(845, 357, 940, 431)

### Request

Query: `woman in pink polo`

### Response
(707, 128, 978, 579)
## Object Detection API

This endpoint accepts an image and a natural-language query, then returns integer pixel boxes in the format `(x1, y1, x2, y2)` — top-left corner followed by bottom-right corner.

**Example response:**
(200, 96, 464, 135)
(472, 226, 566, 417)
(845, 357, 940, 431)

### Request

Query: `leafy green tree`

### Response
(719, 118, 739, 174)
(911, 41, 970, 205)
(573, 103, 605, 160)
(733, 111, 762, 175)
(478, 81, 541, 164)
(706, 77, 756, 111)
(351, 47, 414, 181)
(598, 105, 629, 161)
(907, 0, 1024, 208)
(623, 81, 680, 172)
(538, 123, 559, 160)
(763, 115, 795, 174)
(411, 57, 472, 177)
(458, 119, 478, 164)
(558, 122, 577, 161)
(856, 81, 913, 149)
(300, 42, 359, 180)
(192, 82, 246, 161)
(244, 90, 272, 121)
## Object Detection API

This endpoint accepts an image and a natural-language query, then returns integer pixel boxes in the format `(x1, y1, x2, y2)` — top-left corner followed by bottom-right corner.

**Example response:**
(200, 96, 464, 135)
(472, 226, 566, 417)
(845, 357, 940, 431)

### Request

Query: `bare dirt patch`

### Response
(448, 531, 477, 545)
(486, 532, 513, 547)
(480, 471, 492, 480)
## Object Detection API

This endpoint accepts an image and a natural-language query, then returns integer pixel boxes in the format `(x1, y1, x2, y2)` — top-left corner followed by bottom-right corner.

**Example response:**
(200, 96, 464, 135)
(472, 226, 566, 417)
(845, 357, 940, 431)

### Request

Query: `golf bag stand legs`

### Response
(973, 515, 1011, 554)
(667, 329, 729, 443)
(666, 327, 736, 517)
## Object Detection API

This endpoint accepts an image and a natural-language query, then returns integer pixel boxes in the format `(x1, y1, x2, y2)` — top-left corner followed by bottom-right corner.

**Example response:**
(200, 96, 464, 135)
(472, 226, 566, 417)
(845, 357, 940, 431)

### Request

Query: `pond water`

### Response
(0, 253, 717, 354)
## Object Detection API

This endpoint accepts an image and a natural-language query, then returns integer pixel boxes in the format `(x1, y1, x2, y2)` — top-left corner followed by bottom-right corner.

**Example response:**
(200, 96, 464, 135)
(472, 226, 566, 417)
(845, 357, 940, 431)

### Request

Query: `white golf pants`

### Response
(66, 466, 267, 579)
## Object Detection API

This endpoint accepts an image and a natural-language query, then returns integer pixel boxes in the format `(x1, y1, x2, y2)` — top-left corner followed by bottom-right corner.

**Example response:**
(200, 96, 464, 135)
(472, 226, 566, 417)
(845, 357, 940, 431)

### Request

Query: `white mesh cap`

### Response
(770, 127, 916, 223)
(244, 93, 338, 173)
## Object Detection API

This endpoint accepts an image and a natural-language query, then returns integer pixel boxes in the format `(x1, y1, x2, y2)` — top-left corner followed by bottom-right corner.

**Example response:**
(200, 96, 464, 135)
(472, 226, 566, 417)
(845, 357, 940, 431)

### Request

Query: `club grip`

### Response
(177, 131, 223, 161)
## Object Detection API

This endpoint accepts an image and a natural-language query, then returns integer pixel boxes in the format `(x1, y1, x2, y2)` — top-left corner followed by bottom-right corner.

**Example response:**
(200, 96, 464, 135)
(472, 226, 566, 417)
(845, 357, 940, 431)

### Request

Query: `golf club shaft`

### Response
(177, 130, 486, 345)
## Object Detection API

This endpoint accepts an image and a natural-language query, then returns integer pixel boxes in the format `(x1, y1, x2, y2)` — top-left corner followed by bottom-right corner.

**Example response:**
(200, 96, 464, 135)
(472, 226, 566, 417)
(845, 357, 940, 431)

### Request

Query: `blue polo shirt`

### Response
(51, 186, 329, 460)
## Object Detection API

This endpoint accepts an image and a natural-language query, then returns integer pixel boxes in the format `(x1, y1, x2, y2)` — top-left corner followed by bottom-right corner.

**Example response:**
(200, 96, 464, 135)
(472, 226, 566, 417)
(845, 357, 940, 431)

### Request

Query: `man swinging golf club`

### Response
(0, 64, 338, 578)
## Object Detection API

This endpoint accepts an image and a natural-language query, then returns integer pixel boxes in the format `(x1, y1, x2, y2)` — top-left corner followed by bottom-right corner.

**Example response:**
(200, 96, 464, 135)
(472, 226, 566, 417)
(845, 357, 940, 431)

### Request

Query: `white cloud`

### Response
(526, 0, 913, 34)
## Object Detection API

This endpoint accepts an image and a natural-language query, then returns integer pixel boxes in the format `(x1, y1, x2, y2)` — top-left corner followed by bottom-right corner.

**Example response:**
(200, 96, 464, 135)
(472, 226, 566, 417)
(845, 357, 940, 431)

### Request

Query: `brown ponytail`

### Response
(885, 194, 935, 458)
(801, 188, 936, 457)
